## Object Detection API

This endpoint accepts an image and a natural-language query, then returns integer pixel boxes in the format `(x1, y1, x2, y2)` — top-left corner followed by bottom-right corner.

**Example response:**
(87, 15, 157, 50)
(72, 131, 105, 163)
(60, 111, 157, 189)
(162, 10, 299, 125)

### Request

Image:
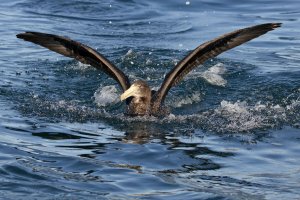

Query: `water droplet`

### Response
(130, 61, 134, 65)
(126, 49, 133, 56)
(109, 21, 112, 24)
(186, 1, 190, 5)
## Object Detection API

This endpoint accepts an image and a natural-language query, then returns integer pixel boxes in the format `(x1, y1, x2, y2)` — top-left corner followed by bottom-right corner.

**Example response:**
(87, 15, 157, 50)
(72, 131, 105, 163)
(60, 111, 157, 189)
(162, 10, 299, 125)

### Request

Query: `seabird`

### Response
(17, 23, 281, 116)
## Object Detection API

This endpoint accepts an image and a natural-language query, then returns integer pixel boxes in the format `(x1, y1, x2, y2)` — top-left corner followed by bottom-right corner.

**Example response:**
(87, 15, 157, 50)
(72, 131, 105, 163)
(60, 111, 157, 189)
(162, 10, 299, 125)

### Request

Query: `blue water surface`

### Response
(1, 0, 300, 199)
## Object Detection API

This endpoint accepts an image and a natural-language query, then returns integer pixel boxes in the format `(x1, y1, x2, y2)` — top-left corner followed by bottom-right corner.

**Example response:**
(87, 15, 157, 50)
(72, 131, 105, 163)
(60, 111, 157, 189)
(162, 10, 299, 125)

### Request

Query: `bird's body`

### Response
(17, 23, 281, 116)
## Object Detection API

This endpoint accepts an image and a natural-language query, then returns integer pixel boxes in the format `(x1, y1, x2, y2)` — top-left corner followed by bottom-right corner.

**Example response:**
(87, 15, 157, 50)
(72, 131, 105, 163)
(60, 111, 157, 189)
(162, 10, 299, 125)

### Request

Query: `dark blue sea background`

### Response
(1, 0, 300, 199)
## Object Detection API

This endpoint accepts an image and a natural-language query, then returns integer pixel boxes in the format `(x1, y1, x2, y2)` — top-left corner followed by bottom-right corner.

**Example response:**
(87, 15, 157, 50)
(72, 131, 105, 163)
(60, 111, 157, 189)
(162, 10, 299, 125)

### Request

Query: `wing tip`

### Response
(16, 32, 35, 40)
(270, 22, 282, 29)
(16, 32, 48, 40)
(16, 32, 26, 39)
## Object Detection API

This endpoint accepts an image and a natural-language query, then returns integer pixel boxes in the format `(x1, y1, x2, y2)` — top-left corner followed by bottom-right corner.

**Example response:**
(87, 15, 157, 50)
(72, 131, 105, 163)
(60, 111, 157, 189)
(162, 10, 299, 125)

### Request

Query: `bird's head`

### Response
(120, 80, 151, 102)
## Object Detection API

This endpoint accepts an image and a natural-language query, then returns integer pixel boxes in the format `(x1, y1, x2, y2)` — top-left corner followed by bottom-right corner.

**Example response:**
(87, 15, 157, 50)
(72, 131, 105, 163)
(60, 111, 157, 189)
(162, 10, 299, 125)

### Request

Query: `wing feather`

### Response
(152, 23, 281, 109)
(17, 32, 130, 91)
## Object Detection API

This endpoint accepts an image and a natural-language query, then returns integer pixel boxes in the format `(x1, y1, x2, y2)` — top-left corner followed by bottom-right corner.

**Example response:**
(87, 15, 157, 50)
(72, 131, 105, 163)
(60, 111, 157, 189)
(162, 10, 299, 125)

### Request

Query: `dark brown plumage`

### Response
(16, 32, 130, 91)
(17, 23, 281, 116)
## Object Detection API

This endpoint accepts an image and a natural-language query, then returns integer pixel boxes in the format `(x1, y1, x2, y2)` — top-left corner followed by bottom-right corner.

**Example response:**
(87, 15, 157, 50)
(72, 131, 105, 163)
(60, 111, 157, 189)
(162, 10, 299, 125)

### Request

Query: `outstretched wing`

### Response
(17, 32, 130, 91)
(152, 23, 281, 108)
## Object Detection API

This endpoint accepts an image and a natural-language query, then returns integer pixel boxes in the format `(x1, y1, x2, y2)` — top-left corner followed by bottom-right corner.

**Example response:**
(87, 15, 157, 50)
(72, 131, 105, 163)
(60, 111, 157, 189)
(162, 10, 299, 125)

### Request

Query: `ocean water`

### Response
(1, 0, 300, 199)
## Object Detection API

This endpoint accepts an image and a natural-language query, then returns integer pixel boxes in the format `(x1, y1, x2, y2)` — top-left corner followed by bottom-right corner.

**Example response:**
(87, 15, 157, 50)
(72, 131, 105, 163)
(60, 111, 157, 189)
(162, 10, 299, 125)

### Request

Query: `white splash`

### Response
(206, 63, 227, 74)
(219, 100, 249, 114)
(69, 61, 92, 70)
(94, 85, 120, 107)
(188, 63, 227, 87)
(201, 63, 227, 86)
(172, 92, 202, 107)
(210, 100, 267, 132)
(125, 49, 134, 56)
